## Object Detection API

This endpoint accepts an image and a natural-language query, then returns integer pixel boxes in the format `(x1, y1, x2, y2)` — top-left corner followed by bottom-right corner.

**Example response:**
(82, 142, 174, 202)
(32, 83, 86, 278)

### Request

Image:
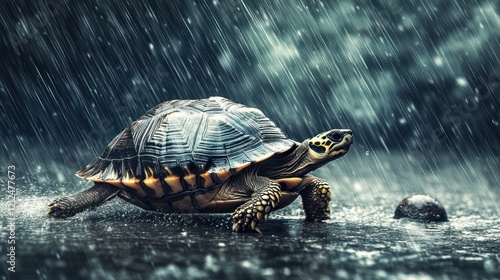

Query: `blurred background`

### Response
(0, 1, 499, 279)
(1, 0, 499, 171)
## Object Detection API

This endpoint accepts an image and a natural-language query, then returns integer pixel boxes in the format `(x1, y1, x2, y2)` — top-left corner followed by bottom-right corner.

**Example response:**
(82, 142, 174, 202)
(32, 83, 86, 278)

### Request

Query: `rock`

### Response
(394, 194, 448, 222)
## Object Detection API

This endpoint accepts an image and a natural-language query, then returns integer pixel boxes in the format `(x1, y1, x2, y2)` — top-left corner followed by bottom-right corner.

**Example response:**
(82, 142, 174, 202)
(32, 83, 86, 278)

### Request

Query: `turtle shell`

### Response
(77, 96, 296, 198)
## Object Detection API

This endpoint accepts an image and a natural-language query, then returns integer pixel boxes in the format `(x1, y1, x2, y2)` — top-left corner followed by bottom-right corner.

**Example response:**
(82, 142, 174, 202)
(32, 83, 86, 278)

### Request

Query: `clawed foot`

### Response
(46, 184, 120, 218)
(231, 184, 281, 233)
(301, 178, 331, 222)
(46, 197, 78, 218)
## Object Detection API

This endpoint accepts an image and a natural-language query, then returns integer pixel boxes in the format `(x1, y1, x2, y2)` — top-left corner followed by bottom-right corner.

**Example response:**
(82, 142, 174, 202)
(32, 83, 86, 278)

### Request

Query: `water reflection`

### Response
(2, 153, 499, 279)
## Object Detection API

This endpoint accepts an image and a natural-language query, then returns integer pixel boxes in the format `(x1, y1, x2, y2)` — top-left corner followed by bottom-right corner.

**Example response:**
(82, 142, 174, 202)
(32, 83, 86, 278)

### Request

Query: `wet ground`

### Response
(1, 152, 500, 279)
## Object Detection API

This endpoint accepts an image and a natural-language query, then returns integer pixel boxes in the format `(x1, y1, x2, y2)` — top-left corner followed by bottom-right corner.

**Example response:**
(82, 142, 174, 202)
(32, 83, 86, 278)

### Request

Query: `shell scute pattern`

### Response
(76, 97, 295, 198)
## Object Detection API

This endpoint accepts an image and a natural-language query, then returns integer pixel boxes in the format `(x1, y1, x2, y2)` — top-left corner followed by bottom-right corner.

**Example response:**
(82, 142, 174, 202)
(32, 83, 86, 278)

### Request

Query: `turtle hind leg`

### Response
(299, 177, 332, 222)
(231, 177, 282, 233)
(47, 183, 120, 218)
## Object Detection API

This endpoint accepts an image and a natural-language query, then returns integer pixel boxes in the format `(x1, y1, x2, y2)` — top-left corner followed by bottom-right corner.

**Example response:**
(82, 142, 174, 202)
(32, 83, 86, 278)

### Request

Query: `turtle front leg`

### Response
(47, 183, 120, 218)
(299, 177, 332, 222)
(231, 179, 282, 233)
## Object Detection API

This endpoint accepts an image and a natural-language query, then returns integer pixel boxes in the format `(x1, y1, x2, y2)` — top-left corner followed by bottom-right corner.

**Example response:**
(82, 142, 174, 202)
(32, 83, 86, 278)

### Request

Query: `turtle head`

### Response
(260, 128, 353, 178)
(307, 129, 353, 160)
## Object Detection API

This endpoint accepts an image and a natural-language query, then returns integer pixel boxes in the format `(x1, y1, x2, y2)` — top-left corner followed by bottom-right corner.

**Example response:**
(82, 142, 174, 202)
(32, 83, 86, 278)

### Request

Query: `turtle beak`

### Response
(327, 130, 352, 159)
(341, 129, 353, 136)
(340, 129, 353, 149)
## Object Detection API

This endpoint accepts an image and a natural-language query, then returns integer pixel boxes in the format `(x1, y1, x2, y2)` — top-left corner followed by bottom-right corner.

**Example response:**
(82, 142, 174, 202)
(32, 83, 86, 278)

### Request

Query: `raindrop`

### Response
(365, 151, 370, 156)
(457, 77, 468, 87)
(434, 57, 443, 66)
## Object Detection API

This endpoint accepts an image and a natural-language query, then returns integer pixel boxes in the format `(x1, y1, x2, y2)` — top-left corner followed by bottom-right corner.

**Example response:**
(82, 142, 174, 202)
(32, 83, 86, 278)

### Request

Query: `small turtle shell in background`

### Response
(394, 194, 448, 222)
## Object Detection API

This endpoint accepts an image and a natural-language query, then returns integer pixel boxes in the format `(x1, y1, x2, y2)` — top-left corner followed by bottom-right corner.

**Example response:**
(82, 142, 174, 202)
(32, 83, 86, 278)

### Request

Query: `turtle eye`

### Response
(327, 131, 343, 142)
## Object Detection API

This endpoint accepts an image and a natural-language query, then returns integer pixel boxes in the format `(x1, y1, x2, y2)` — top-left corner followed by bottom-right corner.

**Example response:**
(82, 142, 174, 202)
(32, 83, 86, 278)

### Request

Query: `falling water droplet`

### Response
(365, 151, 370, 156)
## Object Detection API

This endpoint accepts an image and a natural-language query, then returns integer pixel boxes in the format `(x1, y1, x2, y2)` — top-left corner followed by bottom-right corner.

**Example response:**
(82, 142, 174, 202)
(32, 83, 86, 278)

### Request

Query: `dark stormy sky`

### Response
(0, 0, 499, 170)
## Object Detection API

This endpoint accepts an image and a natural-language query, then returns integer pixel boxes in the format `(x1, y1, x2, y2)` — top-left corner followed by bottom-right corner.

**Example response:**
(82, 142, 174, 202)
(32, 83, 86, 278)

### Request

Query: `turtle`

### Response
(47, 96, 353, 232)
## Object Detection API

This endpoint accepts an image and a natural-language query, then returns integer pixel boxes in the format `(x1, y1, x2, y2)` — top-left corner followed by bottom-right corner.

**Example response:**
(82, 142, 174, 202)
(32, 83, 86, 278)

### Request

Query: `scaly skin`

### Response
(46, 128, 352, 234)
(231, 180, 282, 233)
(300, 178, 332, 222)
(47, 183, 120, 218)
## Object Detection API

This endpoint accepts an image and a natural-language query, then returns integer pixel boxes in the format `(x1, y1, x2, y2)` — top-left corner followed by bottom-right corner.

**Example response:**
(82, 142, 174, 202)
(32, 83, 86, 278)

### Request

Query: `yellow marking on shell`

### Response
(163, 167, 183, 194)
(143, 167, 165, 198)
(165, 167, 174, 176)
(99, 167, 143, 196)
(110, 165, 118, 180)
(82, 166, 157, 197)
(164, 176, 183, 194)
(183, 166, 197, 189)
(199, 163, 250, 188)
(234, 162, 252, 173)
(143, 166, 154, 180)
(215, 169, 232, 183)
(88, 178, 105, 183)
(184, 174, 197, 189)
(95, 176, 147, 197)
(120, 179, 146, 197)
(201, 172, 214, 188)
